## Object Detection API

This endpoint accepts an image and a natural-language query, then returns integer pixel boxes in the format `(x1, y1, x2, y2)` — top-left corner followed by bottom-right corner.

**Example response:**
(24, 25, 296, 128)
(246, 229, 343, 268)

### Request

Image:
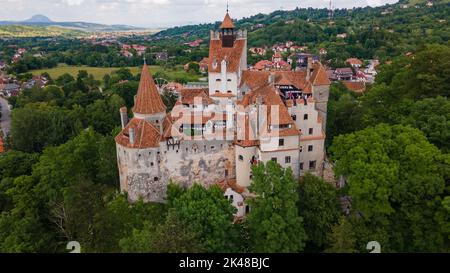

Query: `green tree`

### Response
(168, 183, 238, 252)
(325, 216, 357, 253)
(246, 161, 307, 252)
(330, 124, 450, 252)
(298, 173, 340, 251)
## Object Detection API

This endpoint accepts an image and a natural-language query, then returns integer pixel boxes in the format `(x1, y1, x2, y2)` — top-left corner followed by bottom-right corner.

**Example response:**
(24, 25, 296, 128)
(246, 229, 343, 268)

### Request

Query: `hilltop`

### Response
(0, 14, 143, 33)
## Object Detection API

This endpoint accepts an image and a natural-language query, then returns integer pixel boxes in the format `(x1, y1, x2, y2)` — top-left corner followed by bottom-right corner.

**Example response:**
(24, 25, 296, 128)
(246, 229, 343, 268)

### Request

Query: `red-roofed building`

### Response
(116, 11, 330, 216)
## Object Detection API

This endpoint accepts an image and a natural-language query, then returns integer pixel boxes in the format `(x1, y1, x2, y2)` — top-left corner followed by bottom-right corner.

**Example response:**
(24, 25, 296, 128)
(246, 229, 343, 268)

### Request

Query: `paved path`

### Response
(0, 97, 11, 137)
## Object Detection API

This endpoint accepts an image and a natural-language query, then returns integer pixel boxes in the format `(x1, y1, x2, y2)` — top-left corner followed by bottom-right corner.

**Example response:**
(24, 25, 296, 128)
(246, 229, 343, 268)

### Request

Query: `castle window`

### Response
(304, 114, 309, 120)
(151, 162, 154, 166)
(154, 177, 159, 181)
(279, 139, 284, 146)
(227, 79, 232, 82)
(308, 145, 313, 152)
(245, 205, 250, 214)
(156, 120, 159, 124)
(186, 148, 189, 152)
(285, 156, 291, 164)
(211, 146, 215, 150)
(227, 90, 232, 94)
(271, 157, 277, 163)
(309, 128, 313, 135)
(225, 170, 229, 177)
(239, 155, 244, 161)
(309, 161, 316, 170)
(292, 115, 297, 121)
(216, 79, 221, 82)
(229, 195, 234, 202)
(300, 162, 304, 170)
(300, 146, 303, 152)
(176, 150, 179, 153)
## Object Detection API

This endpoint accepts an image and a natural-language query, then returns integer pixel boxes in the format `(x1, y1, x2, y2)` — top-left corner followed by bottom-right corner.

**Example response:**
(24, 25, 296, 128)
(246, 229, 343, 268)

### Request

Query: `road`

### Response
(0, 97, 11, 137)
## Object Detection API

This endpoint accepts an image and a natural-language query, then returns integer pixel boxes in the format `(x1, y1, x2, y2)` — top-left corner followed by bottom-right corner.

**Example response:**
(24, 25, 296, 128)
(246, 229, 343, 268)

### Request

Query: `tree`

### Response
(168, 183, 238, 252)
(120, 213, 204, 253)
(325, 216, 357, 253)
(246, 161, 307, 252)
(298, 173, 340, 251)
(330, 124, 450, 252)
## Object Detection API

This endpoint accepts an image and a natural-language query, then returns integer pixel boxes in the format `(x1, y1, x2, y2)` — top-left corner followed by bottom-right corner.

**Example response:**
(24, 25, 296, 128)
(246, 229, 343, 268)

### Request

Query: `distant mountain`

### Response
(0, 15, 143, 32)
(23, 15, 53, 24)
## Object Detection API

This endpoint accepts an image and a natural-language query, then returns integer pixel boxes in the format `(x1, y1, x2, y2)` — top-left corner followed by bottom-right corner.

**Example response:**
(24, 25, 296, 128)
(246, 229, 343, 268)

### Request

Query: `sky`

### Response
(0, 0, 399, 28)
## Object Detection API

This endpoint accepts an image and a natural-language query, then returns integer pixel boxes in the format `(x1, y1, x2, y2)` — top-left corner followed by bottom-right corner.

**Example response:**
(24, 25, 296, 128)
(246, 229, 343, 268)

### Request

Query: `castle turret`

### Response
(220, 12, 236, 48)
(133, 62, 167, 133)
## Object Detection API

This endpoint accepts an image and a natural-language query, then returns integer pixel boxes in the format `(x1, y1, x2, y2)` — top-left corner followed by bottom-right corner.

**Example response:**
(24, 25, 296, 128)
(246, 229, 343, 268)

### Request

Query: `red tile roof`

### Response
(220, 12, 235, 29)
(115, 118, 161, 149)
(310, 63, 331, 86)
(273, 71, 308, 90)
(132, 63, 167, 115)
(346, 58, 363, 66)
(179, 88, 214, 105)
(208, 39, 246, 73)
(343, 81, 366, 93)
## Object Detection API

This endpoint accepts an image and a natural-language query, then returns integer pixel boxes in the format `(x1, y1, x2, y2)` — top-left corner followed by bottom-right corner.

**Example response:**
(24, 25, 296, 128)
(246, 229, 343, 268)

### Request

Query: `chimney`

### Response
(268, 74, 275, 85)
(306, 57, 313, 81)
(129, 128, 135, 146)
(120, 107, 128, 129)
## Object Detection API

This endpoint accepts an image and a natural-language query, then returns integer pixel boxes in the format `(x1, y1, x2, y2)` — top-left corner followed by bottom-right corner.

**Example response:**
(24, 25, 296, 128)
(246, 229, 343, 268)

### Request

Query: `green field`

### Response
(0, 25, 85, 38)
(31, 64, 199, 82)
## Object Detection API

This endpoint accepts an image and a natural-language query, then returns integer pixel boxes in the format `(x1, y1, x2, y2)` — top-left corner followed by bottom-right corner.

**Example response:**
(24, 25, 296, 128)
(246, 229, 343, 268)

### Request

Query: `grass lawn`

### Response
(31, 64, 200, 82)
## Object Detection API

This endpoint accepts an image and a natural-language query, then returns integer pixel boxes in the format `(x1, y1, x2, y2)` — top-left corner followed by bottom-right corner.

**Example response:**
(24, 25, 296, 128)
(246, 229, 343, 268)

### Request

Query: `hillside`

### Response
(153, 1, 450, 62)
(0, 25, 85, 38)
(0, 15, 142, 33)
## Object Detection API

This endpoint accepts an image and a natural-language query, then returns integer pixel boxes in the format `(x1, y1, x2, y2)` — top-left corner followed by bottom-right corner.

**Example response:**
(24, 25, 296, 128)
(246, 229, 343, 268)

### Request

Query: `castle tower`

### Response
(208, 10, 247, 102)
(115, 63, 168, 203)
(220, 11, 236, 48)
(133, 62, 167, 134)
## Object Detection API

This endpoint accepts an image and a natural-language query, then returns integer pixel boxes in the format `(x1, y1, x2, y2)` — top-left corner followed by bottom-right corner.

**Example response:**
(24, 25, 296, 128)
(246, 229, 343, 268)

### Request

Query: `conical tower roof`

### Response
(133, 63, 167, 115)
(220, 12, 235, 29)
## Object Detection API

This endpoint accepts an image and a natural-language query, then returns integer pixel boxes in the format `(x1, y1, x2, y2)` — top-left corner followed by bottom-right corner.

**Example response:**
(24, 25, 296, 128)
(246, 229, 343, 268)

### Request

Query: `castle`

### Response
(115, 12, 331, 217)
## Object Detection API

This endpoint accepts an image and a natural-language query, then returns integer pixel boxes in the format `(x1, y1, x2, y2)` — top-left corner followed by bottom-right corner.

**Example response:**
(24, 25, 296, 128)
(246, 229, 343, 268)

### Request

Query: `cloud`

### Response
(62, 0, 85, 5)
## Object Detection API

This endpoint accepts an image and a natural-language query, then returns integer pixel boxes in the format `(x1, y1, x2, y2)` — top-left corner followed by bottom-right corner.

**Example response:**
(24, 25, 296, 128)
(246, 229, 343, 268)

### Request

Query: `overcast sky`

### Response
(0, 0, 399, 28)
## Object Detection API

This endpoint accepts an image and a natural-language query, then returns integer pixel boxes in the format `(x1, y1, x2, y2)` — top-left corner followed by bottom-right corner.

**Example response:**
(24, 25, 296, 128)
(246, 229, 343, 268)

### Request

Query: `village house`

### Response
(22, 76, 48, 90)
(155, 52, 169, 61)
(115, 12, 330, 218)
(1, 83, 20, 97)
(249, 47, 267, 56)
(132, 45, 147, 56)
(346, 58, 363, 68)
(121, 50, 134, 58)
(185, 39, 204, 47)
(288, 53, 320, 69)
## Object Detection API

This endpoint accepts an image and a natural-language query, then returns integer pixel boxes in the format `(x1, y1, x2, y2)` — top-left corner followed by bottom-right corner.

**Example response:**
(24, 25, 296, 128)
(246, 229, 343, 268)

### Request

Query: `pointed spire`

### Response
(220, 11, 235, 29)
(133, 63, 166, 115)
